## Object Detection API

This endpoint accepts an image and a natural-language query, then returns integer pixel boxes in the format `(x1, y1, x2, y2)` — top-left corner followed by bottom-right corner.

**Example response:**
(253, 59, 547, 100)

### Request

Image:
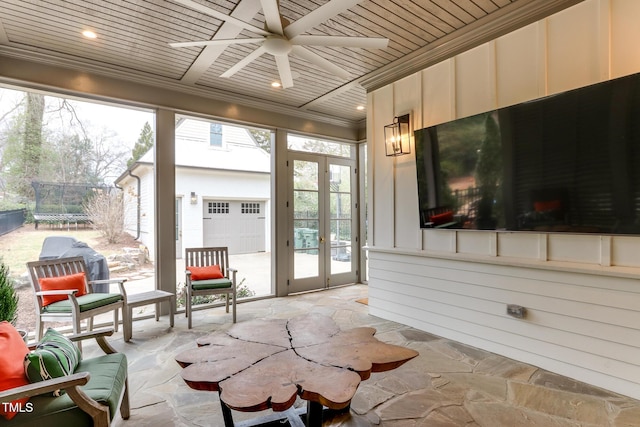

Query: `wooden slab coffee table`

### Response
(175, 314, 418, 427)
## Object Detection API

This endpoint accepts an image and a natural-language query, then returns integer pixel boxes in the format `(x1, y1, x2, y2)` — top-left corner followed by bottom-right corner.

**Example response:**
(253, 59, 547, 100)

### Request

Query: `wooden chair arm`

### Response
(35, 289, 77, 296)
(29, 328, 118, 355)
(0, 372, 90, 402)
(35, 290, 81, 315)
(0, 372, 109, 424)
(89, 278, 127, 285)
(86, 278, 128, 302)
(68, 328, 118, 354)
(67, 328, 114, 342)
(227, 267, 237, 284)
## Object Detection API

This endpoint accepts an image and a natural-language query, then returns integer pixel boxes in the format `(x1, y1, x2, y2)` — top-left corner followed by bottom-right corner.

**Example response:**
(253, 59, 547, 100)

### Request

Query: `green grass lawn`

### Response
(0, 225, 120, 277)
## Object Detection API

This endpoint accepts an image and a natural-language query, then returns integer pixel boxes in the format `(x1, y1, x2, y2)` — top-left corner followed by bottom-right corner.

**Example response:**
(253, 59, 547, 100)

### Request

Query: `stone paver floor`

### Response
(79, 284, 640, 427)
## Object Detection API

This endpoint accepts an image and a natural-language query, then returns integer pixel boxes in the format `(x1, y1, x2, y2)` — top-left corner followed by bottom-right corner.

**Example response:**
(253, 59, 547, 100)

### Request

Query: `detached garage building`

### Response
(116, 118, 271, 260)
(203, 200, 266, 254)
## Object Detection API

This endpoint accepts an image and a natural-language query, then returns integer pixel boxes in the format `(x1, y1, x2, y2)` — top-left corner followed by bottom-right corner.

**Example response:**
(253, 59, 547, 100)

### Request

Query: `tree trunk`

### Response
(18, 92, 45, 198)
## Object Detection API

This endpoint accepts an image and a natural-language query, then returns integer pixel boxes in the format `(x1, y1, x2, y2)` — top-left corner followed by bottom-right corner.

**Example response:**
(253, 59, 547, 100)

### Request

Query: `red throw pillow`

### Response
(430, 211, 454, 226)
(187, 265, 224, 280)
(0, 321, 30, 420)
(38, 272, 87, 306)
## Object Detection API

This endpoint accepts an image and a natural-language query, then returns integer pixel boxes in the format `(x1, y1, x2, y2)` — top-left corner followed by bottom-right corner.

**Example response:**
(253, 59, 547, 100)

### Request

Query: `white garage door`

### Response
(203, 200, 266, 254)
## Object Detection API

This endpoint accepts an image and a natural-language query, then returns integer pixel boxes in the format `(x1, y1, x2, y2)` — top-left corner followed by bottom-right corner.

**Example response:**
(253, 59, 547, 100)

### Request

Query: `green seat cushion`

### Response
(9, 353, 127, 426)
(42, 293, 122, 313)
(191, 278, 233, 290)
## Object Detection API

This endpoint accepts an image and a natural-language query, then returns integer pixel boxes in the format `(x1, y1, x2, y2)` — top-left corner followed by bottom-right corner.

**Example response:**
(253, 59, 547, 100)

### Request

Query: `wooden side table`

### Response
(125, 290, 175, 341)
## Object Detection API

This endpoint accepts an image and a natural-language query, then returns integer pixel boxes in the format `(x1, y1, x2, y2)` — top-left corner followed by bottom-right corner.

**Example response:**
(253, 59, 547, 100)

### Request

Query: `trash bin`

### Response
(38, 236, 111, 293)
(294, 228, 318, 250)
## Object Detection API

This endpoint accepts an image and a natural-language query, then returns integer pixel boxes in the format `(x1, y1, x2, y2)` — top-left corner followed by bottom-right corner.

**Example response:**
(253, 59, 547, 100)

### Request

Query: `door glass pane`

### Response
(294, 160, 318, 190)
(294, 250, 319, 279)
(293, 191, 318, 220)
(331, 219, 351, 274)
(329, 164, 352, 276)
(293, 160, 320, 279)
(330, 193, 351, 219)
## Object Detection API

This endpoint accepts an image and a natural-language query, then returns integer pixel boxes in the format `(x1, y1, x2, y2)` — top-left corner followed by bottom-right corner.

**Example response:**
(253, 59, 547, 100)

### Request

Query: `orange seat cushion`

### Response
(0, 321, 30, 420)
(187, 265, 224, 281)
(38, 272, 87, 306)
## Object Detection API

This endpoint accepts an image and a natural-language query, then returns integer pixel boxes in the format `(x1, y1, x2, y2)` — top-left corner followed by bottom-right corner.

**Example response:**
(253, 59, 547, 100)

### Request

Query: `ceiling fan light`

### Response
(263, 35, 292, 55)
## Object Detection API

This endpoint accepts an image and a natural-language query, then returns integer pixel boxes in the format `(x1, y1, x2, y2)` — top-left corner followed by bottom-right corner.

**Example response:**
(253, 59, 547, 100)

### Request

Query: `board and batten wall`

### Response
(366, 0, 640, 399)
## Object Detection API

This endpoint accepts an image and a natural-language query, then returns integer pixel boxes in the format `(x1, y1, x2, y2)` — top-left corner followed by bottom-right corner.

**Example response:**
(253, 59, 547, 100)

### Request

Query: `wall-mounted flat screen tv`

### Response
(415, 72, 640, 234)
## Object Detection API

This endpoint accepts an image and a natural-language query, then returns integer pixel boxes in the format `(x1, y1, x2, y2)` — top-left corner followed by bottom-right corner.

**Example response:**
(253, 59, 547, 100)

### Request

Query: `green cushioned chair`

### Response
(0, 328, 130, 427)
(26, 257, 130, 344)
(184, 247, 237, 328)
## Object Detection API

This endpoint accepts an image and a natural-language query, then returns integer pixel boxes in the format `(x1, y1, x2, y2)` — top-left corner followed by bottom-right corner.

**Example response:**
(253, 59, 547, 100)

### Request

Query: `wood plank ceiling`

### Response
(0, 0, 583, 128)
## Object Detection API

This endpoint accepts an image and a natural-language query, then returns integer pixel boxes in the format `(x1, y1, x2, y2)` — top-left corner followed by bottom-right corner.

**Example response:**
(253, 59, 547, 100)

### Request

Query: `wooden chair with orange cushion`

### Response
(26, 256, 129, 342)
(184, 247, 237, 328)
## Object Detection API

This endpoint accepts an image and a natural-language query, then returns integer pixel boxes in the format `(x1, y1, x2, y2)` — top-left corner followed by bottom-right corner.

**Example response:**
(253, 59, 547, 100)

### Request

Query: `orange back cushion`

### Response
(38, 272, 87, 306)
(187, 265, 224, 280)
(0, 321, 30, 420)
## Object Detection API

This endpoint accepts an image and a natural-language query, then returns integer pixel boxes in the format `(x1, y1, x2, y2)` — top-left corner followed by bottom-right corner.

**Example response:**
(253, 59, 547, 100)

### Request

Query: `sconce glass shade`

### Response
(190, 191, 197, 204)
(384, 114, 411, 156)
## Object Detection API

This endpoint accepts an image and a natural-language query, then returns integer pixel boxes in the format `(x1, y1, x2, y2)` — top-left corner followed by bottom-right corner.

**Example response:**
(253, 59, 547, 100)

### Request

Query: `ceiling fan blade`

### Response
(169, 38, 264, 48)
(284, 0, 363, 38)
(291, 45, 350, 80)
(221, 45, 267, 78)
(260, 0, 283, 35)
(175, 0, 270, 36)
(274, 55, 294, 88)
(291, 35, 388, 49)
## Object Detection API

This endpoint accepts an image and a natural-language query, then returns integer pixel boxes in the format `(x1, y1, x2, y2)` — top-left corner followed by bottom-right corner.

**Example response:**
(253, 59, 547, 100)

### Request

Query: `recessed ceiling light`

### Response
(356, 105, 365, 110)
(82, 30, 97, 39)
(271, 82, 282, 88)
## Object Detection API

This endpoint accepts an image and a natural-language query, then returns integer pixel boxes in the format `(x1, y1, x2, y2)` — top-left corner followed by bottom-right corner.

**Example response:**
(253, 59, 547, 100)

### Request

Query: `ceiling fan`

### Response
(169, 0, 389, 88)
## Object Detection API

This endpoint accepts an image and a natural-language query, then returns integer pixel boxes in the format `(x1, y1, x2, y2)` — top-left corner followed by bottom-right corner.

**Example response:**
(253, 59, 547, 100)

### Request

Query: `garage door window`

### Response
(208, 202, 229, 214)
(241, 202, 260, 214)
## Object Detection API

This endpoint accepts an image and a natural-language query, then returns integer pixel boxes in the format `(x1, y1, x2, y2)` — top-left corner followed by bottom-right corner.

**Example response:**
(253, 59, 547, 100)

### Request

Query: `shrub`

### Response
(83, 188, 124, 243)
(0, 261, 19, 325)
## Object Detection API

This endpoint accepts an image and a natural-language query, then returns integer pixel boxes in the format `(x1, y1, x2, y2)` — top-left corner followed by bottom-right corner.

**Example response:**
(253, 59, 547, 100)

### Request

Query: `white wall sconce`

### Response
(384, 114, 411, 157)
(190, 191, 197, 204)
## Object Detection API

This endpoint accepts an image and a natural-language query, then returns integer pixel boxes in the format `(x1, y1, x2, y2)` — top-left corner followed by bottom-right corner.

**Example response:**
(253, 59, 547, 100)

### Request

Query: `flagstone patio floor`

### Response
(79, 284, 640, 427)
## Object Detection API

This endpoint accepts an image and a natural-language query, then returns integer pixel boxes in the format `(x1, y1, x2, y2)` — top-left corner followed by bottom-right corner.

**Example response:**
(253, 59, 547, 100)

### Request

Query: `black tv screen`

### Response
(415, 72, 640, 234)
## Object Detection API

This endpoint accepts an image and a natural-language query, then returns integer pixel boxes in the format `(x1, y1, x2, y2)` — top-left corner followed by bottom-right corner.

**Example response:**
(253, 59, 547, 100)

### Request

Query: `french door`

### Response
(288, 152, 358, 293)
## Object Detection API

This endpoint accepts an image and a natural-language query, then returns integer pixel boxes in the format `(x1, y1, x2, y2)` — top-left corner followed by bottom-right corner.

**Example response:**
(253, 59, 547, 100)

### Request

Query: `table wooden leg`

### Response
(306, 401, 323, 427)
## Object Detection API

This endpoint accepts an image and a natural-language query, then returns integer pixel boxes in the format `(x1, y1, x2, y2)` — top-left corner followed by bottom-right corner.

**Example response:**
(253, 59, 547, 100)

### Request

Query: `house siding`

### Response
(119, 120, 270, 260)
(367, 0, 640, 399)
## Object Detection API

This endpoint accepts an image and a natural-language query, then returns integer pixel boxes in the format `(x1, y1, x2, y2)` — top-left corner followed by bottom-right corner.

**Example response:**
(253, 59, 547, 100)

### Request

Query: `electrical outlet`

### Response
(507, 304, 526, 319)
